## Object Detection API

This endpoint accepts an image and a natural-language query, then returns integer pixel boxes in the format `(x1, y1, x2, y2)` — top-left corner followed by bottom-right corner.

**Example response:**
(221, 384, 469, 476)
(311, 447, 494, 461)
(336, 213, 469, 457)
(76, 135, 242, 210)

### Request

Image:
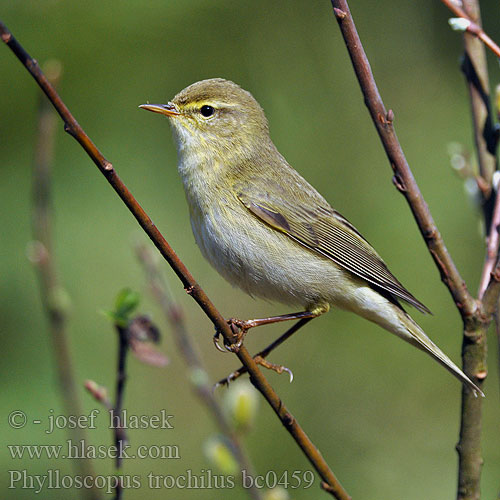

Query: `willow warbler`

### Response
(140, 78, 481, 395)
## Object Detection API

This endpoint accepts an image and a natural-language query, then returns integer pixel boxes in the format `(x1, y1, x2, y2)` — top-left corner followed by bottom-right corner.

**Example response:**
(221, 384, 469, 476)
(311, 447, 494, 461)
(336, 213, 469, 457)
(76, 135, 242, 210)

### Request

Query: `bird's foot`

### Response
(214, 354, 293, 389)
(212, 318, 251, 353)
(254, 355, 293, 382)
(213, 311, 321, 354)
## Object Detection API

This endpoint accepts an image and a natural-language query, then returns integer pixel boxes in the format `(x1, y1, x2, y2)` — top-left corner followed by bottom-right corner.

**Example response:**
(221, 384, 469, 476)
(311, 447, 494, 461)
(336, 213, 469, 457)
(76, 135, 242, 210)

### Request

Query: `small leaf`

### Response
(114, 288, 141, 319)
(101, 309, 119, 323)
(102, 288, 141, 326)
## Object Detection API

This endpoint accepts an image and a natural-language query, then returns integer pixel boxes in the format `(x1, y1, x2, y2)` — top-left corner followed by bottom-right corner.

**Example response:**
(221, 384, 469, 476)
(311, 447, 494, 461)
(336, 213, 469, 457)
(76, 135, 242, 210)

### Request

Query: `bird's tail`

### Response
(396, 309, 484, 397)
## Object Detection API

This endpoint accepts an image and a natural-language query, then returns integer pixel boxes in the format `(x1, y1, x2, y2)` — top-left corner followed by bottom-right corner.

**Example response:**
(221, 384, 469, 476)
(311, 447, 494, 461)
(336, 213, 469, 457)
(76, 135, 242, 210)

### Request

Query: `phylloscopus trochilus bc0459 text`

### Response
(140, 78, 482, 396)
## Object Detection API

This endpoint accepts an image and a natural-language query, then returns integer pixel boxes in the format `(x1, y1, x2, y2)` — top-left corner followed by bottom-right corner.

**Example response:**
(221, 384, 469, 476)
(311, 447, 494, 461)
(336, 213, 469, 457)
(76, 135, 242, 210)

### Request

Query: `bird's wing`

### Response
(236, 179, 430, 314)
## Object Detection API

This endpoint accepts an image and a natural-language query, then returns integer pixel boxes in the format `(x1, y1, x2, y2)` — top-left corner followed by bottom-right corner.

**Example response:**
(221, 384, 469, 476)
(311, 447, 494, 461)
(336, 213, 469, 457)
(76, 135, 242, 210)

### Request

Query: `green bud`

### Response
(103, 288, 141, 326)
(203, 435, 238, 475)
(263, 486, 290, 500)
(224, 380, 259, 431)
(189, 367, 210, 388)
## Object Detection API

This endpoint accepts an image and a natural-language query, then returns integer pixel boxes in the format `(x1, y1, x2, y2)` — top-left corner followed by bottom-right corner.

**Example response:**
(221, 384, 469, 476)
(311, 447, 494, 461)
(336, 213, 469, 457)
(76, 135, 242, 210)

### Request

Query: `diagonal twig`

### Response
(441, 0, 500, 58)
(0, 20, 350, 500)
(136, 244, 262, 500)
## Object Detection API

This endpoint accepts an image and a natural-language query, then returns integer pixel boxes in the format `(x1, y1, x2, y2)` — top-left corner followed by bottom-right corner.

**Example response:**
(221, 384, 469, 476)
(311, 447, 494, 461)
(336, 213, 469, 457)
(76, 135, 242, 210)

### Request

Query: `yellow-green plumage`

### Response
(140, 78, 482, 396)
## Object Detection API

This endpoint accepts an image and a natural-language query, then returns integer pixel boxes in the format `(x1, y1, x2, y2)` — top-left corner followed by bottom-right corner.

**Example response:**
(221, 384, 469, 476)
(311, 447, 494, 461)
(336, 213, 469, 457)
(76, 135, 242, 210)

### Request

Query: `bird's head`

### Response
(140, 78, 271, 160)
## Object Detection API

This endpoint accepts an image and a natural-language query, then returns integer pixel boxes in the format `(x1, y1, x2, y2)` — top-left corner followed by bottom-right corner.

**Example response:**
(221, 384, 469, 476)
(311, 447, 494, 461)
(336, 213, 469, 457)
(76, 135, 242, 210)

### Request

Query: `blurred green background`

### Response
(1, 1, 499, 499)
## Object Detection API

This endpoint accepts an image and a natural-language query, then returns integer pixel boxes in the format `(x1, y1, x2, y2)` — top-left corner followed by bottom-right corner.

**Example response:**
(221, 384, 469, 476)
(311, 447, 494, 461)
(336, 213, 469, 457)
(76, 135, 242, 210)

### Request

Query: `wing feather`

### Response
(237, 180, 430, 314)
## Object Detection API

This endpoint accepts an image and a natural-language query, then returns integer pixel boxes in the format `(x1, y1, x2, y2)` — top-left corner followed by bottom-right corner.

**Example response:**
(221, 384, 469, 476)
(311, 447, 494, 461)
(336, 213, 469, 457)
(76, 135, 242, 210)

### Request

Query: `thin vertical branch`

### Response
(330, 3, 492, 500)
(30, 60, 99, 500)
(441, 0, 500, 300)
(460, 0, 499, 297)
(136, 245, 262, 500)
(330, 1, 476, 316)
(85, 380, 124, 500)
(87, 322, 131, 500)
(111, 325, 130, 500)
(1, 21, 350, 499)
(456, 2, 495, 498)
(113, 325, 130, 470)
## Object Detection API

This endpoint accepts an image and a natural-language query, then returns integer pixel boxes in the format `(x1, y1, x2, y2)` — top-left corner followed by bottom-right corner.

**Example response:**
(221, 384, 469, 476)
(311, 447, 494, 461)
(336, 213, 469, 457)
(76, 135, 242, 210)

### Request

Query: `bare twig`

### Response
(85, 380, 125, 500)
(30, 60, 99, 500)
(478, 195, 500, 299)
(456, 2, 496, 498)
(136, 245, 262, 500)
(111, 324, 130, 500)
(441, 0, 500, 58)
(331, 2, 476, 316)
(86, 319, 133, 500)
(453, 0, 499, 299)
(330, 3, 492, 500)
(448, 0, 500, 293)
(112, 325, 130, 471)
(0, 21, 350, 499)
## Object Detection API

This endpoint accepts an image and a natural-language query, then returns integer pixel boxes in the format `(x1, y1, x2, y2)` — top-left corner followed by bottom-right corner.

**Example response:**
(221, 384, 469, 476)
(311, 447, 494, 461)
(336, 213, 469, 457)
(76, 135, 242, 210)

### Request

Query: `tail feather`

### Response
(398, 311, 484, 397)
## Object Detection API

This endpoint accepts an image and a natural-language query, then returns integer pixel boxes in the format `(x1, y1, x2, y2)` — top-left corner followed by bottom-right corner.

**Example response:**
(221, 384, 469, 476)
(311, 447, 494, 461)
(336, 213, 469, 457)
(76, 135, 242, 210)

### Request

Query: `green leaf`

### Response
(102, 288, 141, 327)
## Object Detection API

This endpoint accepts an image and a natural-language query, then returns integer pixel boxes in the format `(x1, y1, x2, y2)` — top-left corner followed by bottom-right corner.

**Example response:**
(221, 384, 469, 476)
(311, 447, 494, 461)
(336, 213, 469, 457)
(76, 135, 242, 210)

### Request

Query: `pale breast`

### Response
(186, 185, 352, 309)
(177, 153, 354, 309)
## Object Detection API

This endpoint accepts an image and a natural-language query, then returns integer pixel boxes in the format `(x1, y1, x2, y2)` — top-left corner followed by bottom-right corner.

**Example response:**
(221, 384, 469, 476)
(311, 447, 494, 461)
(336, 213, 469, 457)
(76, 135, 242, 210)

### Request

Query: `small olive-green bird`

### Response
(140, 78, 481, 395)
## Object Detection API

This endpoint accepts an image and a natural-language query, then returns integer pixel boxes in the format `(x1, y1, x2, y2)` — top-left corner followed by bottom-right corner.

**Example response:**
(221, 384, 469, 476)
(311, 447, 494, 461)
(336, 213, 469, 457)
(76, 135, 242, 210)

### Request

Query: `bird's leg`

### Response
(214, 316, 314, 387)
(232, 310, 319, 330)
(213, 310, 318, 353)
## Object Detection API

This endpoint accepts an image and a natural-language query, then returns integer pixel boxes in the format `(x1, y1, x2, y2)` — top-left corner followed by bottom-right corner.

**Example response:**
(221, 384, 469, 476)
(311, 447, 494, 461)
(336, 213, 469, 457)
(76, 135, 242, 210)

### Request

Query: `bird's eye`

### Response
(200, 105, 215, 118)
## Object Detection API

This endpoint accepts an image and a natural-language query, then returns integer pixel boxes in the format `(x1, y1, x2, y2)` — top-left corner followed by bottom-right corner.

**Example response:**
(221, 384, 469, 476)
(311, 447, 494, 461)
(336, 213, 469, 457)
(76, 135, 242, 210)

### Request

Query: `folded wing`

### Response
(236, 179, 430, 314)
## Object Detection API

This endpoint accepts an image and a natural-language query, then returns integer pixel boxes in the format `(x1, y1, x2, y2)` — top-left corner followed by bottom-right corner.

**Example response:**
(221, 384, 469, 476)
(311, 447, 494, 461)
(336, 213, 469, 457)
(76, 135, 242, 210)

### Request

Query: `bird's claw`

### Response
(212, 318, 249, 354)
(214, 355, 294, 390)
(213, 371, 238, 391)
(212, 331, 228, 353)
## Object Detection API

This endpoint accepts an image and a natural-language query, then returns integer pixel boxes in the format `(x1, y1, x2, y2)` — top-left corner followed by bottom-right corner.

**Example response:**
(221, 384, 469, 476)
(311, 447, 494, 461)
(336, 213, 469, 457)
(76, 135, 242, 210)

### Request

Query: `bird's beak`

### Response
(139, 102, 180, 116)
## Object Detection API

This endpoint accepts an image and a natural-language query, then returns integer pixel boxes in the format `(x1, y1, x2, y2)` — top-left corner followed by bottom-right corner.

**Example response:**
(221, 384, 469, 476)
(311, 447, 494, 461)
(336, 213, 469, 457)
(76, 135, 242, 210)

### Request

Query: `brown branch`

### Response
(0, 20, 350, 500)
(331, 3, 492, 500)
(455, 318, 488, 500)
(457, 2, 496, 498)
(136, 244, 262, 500)
(441, 0, 500, 59)
(453, 0, 499, 299)
(330, 1, 476, 317)
(29, 60, 99, 500)
(478, 194, 500, 299)
(445, 0, 500, 305)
